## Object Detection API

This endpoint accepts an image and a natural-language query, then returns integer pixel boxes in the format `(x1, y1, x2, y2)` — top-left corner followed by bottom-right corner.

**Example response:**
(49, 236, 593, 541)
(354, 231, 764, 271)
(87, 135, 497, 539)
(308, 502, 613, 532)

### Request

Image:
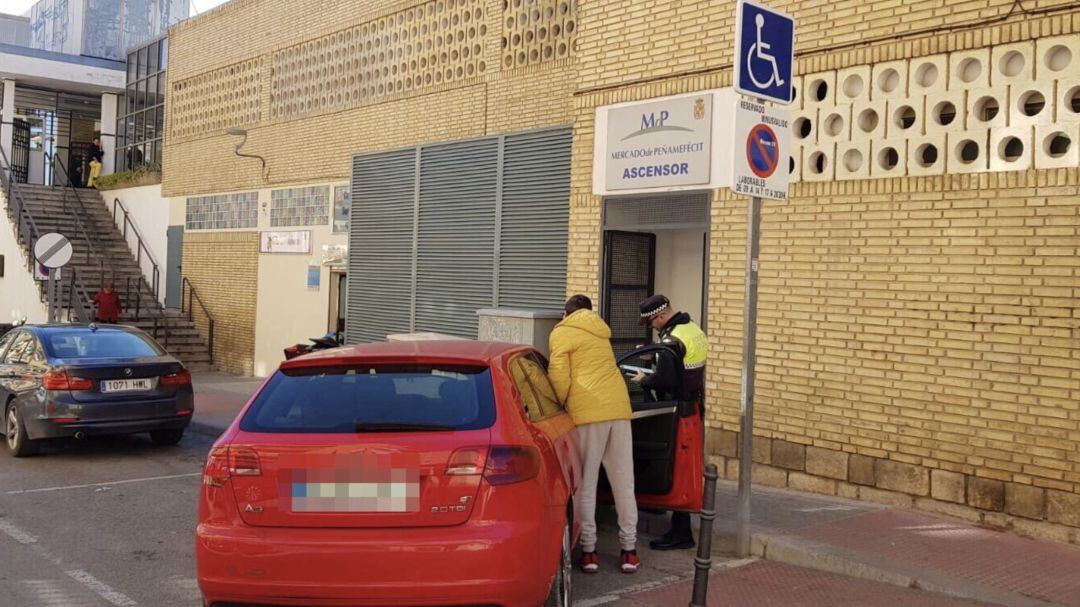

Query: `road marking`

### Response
(0, 519, 38, 544)
(66, 570, 138, 607)
(5, 472, 201, 495)
(574, 575, 685, 607)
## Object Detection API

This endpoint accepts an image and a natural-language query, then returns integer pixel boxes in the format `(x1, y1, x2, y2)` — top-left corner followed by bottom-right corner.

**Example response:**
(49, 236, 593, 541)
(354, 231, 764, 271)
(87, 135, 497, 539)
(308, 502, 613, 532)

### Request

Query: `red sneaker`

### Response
(580, 551, 599, 573)
(620, 550, 640, 574)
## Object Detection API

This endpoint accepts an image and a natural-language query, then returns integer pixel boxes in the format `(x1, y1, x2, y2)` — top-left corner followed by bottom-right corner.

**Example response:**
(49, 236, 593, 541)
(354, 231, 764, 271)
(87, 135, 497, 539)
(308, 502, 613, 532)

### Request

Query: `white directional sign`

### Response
(732, 98, 790, 201)
(34, 233, 73, 269)
(734, 0, 796, 104)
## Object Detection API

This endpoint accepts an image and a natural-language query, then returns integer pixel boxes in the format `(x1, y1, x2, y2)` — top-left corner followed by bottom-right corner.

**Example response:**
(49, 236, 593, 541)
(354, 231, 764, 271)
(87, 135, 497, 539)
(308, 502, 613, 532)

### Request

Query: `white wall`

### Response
(102, 184, 170, 304)
(0, 190, 48, 324)
(654, 228, 706, 325)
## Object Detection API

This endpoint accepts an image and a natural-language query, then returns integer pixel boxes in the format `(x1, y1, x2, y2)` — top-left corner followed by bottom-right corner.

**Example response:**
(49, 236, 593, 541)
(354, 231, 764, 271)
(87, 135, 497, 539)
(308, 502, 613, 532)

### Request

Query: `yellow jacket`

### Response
(547, 310, 632, 426)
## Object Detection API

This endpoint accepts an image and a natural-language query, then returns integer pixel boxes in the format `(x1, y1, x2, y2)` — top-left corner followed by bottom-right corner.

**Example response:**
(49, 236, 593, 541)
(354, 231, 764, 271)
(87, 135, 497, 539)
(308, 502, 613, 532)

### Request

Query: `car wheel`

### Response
(6, 403, 39, 458)
(543, 518, 572, 607)
(150, 428, 185, 446)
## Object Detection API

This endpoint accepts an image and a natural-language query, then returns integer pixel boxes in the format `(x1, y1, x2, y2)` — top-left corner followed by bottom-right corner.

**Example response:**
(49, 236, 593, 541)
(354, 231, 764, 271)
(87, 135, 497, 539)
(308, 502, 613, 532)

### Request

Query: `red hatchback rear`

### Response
(196, 341, 580, 607)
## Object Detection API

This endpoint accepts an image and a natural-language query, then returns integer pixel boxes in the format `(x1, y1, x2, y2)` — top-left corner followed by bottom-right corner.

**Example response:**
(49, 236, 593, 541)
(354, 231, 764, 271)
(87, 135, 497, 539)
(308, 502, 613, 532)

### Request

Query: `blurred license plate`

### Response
(291, 481, 420, 513)
(101, 378, 153, 393)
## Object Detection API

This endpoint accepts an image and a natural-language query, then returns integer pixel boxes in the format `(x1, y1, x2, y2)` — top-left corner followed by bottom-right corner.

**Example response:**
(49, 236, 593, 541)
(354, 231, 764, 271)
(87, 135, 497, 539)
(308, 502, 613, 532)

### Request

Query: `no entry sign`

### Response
(732, 98, 790, 201)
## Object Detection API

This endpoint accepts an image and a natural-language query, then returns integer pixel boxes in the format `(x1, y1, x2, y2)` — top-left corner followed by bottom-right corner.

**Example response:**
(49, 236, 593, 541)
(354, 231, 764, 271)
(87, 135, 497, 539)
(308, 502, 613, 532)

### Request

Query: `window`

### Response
(240, 365, 496, 433)
(332, 185, 350, 233)
(509, 354, 565, 422)
(115, 37, 166, 172)
(0, 331, 19, 360)
(2, 333, 35, 364)
(42, 330, 161, 359)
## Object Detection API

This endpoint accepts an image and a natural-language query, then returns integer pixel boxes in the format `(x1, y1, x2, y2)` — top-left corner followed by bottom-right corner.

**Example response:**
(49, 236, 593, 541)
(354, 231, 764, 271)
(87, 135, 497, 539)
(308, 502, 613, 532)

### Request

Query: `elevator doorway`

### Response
(601, 193, 710, 355)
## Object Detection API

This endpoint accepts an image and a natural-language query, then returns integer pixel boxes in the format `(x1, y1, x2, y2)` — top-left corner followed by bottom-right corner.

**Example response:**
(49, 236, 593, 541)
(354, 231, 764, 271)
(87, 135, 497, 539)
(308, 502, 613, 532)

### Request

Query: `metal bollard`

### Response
(689, 463, 720, 607)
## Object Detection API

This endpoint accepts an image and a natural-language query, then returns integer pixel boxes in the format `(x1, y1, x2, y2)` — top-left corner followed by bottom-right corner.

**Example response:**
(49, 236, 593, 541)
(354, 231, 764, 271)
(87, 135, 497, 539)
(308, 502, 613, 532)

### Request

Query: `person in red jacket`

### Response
(92, 281, 123, 323)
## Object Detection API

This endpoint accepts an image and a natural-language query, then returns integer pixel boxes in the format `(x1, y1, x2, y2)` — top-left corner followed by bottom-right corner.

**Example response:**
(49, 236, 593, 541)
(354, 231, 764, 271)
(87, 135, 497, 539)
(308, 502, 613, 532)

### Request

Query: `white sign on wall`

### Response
(260, 230, 311, 254)
(731, 97, 790, 201)
(602, 94, 713, 191)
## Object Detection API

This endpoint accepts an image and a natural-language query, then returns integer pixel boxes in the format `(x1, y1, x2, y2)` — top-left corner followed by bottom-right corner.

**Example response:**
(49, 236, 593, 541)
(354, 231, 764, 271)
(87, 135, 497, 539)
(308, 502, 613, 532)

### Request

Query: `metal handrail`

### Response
(0, 146, 93, 318)
(112, 197, 161, 300)
(44, 152, 104, 278)
(182, 277, 214, 364)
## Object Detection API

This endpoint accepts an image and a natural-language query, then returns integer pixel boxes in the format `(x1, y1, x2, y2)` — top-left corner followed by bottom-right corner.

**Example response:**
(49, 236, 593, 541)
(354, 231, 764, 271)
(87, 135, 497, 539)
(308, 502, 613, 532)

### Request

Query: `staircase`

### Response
(2, 174, 214, 371)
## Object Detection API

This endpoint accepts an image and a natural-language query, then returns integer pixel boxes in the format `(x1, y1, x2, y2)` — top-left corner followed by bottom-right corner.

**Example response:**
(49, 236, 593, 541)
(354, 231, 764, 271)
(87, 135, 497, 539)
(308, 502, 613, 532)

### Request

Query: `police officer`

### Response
(631, 294, 707, 550)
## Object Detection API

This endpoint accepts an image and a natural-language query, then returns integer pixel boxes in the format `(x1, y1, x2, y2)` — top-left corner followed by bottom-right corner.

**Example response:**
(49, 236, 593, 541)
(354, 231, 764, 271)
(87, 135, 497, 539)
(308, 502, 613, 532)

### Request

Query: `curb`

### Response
(753, 532, 1063, 607)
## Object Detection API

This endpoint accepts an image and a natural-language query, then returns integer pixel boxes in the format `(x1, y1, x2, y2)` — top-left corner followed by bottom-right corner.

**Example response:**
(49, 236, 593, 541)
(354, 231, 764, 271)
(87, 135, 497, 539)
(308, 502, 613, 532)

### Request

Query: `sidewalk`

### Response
(187, 375, 1080, 606)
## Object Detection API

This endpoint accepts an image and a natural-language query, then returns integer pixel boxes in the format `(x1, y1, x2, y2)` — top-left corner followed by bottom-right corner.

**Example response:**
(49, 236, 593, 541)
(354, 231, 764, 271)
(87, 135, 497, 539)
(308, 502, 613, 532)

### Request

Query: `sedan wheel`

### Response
(6, 404, 38, 458)
(544, 519, 572, 607)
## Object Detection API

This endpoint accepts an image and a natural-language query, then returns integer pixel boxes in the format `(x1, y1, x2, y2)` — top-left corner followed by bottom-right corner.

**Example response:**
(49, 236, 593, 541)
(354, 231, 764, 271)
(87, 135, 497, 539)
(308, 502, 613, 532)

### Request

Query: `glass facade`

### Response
(116, 36, 166, 171)
(28, 0, 188, 61)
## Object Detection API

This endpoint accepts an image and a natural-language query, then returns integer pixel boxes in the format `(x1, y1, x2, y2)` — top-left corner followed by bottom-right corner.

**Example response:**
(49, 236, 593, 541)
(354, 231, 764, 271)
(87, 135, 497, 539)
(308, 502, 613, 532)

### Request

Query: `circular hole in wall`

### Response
(810, 151, 828, 174)
(1019, 90, 1046, 117)
(894, 105, 917, 130)
(1000, 136, 1025, 162)
(842, 74, 864, 99)
(789, 156, 796, 174)
(858, 109, 879, 133)
(932, 100, 957, 126)
(878, 146, 899, 170)
(1065, 86, 1080, 114)
(842, 148, 863, 172)
(957, 139, 980, 164)
(811, 79, 829, 102)
(914, 62, 939, 88)
(958, 57, 983, 83)
(916, 143, 939, 167)
(824, 113, 846, 137)
(877, 68, 900, 94)
(1045, 44, 1072, 73)
(999, 50, 1026, 78)
(794, 117, 813, 139)
(1044, 132, 1072, 158)
(974, 96, 1000, 122)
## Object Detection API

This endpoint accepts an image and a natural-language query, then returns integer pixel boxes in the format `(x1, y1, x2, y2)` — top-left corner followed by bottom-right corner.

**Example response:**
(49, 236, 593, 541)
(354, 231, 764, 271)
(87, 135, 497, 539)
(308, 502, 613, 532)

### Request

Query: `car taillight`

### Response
(161, 370, 192, 387)
(202, 446, 231, 487)
(483, 446, 541, 486)
(42, 371, 93, 391)
(447, 447, 487, 476)
(228, 446, 261, 476)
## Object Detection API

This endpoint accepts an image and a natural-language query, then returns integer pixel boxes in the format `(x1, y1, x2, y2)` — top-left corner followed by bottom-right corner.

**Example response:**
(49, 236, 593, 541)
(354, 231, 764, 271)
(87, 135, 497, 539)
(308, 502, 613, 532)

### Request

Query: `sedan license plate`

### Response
(101, 378, 154, 393)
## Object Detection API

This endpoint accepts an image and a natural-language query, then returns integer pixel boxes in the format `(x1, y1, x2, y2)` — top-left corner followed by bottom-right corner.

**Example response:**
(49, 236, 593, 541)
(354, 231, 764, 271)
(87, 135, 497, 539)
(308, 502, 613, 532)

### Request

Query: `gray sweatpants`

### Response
(575, 419, 637, 552)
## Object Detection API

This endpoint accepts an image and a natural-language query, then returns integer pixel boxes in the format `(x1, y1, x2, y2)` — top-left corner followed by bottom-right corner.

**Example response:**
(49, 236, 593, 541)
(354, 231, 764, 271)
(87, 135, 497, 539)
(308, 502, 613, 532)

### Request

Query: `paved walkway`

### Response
(188, 373, 1080, 606)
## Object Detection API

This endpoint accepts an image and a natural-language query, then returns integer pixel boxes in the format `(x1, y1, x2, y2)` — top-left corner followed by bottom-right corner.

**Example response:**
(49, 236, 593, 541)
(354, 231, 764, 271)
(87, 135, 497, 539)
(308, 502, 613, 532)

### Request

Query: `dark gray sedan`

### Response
(0, 324, 194, 457)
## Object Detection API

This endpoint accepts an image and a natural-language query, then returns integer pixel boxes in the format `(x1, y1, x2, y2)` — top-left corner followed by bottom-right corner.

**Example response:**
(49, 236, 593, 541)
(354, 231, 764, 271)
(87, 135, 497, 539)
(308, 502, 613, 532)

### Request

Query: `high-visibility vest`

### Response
(667, 321, 708, 370)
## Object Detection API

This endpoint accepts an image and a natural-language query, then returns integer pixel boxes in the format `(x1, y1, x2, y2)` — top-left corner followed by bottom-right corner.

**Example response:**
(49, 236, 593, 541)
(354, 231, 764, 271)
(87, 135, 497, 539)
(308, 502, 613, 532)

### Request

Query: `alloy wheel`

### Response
(6, 407, 18, 451)
(560, 522, 572, 606)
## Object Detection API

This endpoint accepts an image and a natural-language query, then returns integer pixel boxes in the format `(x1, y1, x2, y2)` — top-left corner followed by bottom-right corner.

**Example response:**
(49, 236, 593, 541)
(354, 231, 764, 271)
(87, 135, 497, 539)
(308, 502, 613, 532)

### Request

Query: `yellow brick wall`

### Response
(180, 232, 259, 375)
(567, 4, 1080, 510)
(162, 0, 577, 197)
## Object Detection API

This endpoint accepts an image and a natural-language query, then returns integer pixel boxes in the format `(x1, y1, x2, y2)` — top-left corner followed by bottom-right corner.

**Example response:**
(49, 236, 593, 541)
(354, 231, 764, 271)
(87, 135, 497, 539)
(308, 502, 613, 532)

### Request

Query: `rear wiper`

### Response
(354, 420, 454, 433)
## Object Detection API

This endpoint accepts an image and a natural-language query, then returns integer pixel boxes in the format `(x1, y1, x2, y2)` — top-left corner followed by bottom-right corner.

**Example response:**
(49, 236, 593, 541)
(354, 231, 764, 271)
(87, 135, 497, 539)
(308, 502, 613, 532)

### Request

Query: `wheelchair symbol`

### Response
(746, 14, 784, 89)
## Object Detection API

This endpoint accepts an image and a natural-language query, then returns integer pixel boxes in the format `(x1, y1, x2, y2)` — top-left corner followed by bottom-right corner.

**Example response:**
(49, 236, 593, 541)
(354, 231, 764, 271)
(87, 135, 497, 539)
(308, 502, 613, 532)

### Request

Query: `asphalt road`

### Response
(0, 432, 699, 607)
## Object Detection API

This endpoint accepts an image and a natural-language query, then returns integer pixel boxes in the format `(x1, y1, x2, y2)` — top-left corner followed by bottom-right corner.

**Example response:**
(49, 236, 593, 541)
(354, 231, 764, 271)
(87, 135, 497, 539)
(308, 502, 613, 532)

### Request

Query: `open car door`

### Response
(615, 345, 704, 513)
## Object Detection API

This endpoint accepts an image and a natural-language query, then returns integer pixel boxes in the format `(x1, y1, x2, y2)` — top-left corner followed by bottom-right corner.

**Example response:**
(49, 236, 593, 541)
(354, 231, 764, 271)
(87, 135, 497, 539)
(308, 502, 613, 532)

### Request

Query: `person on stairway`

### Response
(92, 281, 123, 324)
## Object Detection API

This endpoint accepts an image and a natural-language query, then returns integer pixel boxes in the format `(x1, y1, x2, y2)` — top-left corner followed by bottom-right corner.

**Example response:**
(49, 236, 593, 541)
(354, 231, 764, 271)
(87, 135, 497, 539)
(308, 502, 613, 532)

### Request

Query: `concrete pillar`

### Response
(100, 92, 119, 175)
(1, 79, 14, 170)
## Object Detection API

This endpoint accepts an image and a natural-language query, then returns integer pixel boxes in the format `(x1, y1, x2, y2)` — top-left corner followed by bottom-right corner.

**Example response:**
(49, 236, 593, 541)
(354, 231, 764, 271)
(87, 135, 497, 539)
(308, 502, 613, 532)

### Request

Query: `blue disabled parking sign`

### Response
(734, 0, 795, 104)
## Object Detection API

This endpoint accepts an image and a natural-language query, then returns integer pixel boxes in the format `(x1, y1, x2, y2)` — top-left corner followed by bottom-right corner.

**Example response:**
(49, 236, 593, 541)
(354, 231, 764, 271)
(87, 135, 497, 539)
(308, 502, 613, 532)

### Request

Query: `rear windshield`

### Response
(240, 365, 496, 433)
(42, 330, 162, 359)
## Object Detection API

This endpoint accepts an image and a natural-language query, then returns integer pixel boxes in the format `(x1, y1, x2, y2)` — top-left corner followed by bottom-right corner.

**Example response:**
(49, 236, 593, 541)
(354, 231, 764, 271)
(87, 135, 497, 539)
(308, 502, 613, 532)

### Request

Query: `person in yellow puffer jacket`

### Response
(548, 295, 640, 575)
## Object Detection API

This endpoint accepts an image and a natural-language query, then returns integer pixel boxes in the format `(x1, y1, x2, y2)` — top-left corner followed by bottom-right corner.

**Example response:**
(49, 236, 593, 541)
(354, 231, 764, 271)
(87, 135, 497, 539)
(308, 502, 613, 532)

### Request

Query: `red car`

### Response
(196, 340, 702, 607)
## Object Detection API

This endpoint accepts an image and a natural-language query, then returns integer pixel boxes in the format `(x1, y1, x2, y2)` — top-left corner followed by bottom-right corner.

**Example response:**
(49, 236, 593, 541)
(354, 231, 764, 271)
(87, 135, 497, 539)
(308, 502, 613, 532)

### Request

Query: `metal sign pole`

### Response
(47, 270, 58, 324)
(736, 193, 762, 558)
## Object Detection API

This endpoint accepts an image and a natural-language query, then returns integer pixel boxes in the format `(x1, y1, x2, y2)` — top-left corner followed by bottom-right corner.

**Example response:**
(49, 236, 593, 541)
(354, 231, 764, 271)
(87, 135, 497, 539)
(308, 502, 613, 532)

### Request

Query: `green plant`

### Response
(95, 164, 162, 190)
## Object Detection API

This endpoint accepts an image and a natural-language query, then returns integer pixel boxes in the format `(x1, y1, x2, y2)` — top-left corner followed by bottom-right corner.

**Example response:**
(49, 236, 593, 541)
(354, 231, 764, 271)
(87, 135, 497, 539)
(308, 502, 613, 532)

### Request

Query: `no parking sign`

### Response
(732, 97, 790, 201)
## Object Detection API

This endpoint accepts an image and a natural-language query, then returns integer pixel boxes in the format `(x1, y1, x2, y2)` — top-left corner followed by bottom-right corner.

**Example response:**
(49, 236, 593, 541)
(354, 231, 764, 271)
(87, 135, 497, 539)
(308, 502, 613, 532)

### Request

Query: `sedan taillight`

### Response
(202, 446, 231, 487)
(161, 370, 192, 387)
(42, 371, 93, 391)
(483, 446, 541, 486)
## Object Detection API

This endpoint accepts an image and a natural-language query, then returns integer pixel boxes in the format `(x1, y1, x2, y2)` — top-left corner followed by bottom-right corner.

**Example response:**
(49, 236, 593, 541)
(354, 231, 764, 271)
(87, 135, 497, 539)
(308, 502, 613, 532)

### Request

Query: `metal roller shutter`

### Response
(414, 138, 499, 338)
(346, 149, 417, 344)
(498, 128, 571, 309)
